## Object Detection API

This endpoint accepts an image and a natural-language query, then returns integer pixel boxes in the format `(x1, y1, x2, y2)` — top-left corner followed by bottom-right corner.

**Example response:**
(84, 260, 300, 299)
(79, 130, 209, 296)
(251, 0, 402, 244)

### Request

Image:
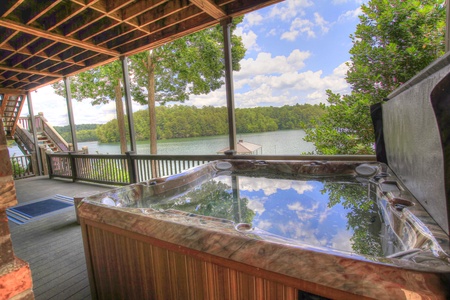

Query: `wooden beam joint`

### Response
(189, 0, 226, 19)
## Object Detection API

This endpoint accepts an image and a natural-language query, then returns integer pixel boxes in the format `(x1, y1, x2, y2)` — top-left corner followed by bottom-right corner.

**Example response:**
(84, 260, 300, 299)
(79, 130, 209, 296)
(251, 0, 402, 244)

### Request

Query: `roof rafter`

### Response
(0, 65, 60, 77)
(0, 0, 283, 91)
(1, 0, 25, 17)
(0, 18, 119, 57)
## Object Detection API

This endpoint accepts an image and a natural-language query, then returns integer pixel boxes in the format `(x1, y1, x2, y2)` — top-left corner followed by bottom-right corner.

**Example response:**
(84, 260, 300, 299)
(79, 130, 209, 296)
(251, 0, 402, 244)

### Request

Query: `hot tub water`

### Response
(142, 172, 385, 257)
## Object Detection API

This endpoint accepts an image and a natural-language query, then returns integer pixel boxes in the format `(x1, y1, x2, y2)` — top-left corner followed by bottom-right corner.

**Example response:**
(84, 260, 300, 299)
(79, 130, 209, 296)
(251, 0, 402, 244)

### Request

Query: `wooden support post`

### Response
(44, 149, 51, 177)
(64, 77, 78, 152)
(121, 56, 137, 152)
(27, 91, 43, 175)
(125, 151, 137, 184)
(30, 151, 38, 177)
(68, 152, 77, 182)
(222, 18, 237, 154)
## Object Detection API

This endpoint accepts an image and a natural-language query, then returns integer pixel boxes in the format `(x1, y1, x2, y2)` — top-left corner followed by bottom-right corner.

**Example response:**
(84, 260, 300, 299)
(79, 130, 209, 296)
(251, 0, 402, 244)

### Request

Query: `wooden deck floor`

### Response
(9, 177, 115, 300)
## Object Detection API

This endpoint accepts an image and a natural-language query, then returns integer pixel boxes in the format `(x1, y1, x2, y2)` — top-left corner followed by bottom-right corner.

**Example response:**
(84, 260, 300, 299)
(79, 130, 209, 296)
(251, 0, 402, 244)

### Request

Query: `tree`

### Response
(129, 17, 245, 154)
(52, 61, 129, 153)
(52, 18, 245, 157)
(305, 0, 446, 154)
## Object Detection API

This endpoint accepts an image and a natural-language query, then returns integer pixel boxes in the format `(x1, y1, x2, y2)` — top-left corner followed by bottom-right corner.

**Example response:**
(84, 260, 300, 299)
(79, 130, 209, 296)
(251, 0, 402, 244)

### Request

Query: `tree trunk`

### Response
(114, 80, 127, 154)
(147, 50, 159, 177)
(147, 50, 157, 155)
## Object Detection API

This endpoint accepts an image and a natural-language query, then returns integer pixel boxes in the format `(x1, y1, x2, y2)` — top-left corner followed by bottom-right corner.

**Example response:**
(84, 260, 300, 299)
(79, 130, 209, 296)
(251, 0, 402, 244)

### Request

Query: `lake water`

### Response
(8, 129, 315, 156)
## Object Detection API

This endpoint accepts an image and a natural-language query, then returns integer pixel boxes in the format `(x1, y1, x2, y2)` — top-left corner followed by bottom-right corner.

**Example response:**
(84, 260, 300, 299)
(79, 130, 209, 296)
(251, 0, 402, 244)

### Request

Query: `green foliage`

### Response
(10, 156, 27, 177)
(54, 124, 100, 142)
(305, 91, 375, 155)
(90, 159, 129, 183)
(149, 179, 255, 224)
(96, 119, 127, 143)
(52, 61, 123, 104)
(306, 0, 446, 154)
(51, 17, 246, 154)
(6, 139, 15, 147)
(323, 181, 382, 257)
(96, 104, 325, 143)
(130, 17, 246, 105)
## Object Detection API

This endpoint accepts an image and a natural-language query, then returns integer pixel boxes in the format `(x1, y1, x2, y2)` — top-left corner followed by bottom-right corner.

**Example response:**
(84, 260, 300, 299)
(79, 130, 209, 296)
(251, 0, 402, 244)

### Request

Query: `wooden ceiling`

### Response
(0, 0, 282, 93)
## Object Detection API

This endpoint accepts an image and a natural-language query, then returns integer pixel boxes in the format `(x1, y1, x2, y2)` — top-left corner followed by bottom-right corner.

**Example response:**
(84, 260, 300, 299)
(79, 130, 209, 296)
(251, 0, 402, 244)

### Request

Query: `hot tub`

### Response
(78, 159, 450, 300)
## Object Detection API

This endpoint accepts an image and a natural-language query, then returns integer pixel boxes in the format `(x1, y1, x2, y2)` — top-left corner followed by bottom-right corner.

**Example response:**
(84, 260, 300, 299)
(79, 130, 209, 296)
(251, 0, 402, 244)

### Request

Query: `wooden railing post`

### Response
(125, 151, 137, 184)
(69, 152, 77, 182)
(30, 152, 38, 177)
(45, 151, 52, 178)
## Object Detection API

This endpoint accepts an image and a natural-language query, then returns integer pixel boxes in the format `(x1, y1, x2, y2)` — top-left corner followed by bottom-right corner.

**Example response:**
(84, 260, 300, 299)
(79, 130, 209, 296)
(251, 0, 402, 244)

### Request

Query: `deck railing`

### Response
(46, 152, 376, 186)
(14, 125, 35, 154)
(10, 154, 36, 179)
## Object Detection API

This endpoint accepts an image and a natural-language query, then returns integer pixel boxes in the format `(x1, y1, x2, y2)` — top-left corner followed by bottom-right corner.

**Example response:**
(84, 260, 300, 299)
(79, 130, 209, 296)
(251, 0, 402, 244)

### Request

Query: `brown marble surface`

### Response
(79, 160, 450, 299)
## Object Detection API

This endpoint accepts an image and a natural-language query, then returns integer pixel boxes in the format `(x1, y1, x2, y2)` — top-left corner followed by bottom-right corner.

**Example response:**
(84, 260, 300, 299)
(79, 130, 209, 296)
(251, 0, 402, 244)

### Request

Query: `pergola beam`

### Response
(190, 0, 227, 19)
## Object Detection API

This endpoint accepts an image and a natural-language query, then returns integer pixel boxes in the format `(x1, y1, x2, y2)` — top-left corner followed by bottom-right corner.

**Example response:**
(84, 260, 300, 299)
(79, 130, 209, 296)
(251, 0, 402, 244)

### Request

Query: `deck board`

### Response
(9, 177, 114, 300)
(10, 210, 91, 300)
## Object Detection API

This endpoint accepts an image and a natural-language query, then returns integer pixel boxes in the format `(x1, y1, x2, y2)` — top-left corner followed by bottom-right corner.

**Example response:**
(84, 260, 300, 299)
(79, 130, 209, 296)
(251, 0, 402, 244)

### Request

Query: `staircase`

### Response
(1, 90, 71, 155)
(36, 132, 60, 153)
(12, 114, 70, 156)
(2, 92, 71, 179)
(0, 93, 26, 139)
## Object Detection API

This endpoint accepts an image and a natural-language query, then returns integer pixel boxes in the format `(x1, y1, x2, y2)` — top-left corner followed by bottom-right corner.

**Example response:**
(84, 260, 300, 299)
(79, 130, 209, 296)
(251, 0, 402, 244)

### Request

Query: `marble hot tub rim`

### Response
(78, 159, 450, 300)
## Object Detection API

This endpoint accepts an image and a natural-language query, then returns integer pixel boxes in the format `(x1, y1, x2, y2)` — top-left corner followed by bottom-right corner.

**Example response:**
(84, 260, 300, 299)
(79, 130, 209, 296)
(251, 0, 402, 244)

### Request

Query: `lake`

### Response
(8, 129, 315, 156)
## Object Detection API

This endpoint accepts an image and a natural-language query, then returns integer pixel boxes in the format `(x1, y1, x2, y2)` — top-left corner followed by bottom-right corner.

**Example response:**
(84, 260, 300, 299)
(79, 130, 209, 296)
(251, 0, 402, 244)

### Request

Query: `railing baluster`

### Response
(42, 153, 253, 185)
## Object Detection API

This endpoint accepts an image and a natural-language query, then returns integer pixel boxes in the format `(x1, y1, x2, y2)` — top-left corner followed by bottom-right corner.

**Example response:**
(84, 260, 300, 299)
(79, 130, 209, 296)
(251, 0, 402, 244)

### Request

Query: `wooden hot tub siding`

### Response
(80, 219, 365, 300)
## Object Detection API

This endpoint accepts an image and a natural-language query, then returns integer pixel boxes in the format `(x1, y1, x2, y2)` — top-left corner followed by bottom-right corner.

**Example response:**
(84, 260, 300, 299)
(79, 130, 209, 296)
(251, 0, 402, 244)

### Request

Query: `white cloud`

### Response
(244, 12, 264, 26)
(330, 229, 354, 252)
(314, 13, 330, 33)
(235, 50, 311, 79)
(247, 197, 267, 215)
(281, 18, 315, 40)
(306, 91, 325, 101)
(332, 0, 366, 4)
(287, 201, 319, 221)
(186, 57, 350, 108)
(234, 27, 259, 52)
(239, 176, 313, 196)
(232, 61, 350, 106)
(267, 28, 277, 36)
(281, 13, 330, 41)
(257, 219, 273, 231)
(269, 0, 313, 21)
(185, 88, 226, 107)
(21, 85, 147, 126)
(338, 7, 363, 22)
(276, 221, 327, 247)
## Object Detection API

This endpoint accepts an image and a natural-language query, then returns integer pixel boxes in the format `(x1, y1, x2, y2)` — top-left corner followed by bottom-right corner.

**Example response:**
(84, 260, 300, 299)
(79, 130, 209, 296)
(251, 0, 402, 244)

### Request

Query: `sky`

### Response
(21, 0, 366, 126)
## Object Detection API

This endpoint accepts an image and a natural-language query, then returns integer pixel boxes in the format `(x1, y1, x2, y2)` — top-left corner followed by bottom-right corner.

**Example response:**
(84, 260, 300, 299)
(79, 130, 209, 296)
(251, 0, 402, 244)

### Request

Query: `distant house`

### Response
(217, 140, 262, 155)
